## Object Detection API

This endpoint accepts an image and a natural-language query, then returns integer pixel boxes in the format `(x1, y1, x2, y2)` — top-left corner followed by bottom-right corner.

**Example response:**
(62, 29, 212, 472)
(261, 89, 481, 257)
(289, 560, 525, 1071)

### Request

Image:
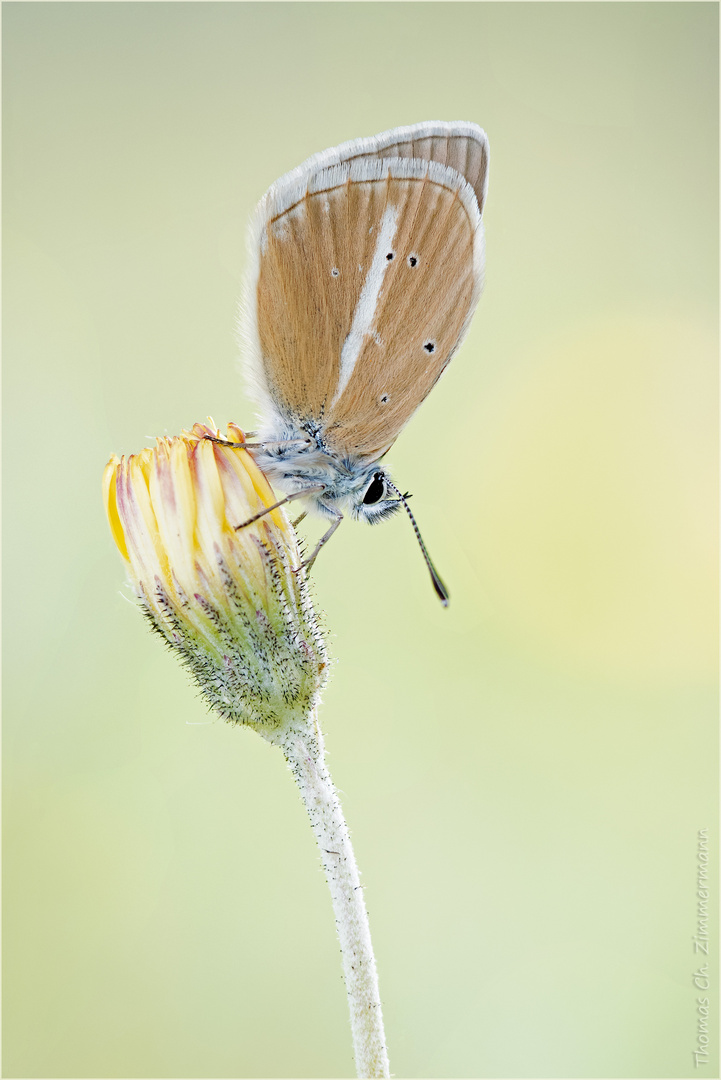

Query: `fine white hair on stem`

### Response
(267, 714, 390, 1079)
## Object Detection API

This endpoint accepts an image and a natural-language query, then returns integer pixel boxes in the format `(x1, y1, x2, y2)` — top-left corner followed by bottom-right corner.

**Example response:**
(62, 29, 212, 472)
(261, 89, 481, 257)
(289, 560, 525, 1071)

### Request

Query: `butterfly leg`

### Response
(204, 434, 312, 453)
(300, 509, 343, 573)
(204, 434, 247, 449)
(291, 511, 308, 528)
(233, 486, 325, 532)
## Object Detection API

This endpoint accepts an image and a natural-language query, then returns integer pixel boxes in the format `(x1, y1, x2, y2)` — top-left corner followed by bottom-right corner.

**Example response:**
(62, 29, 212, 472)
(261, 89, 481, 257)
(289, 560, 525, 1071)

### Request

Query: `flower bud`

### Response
(103, 422, 327, 730)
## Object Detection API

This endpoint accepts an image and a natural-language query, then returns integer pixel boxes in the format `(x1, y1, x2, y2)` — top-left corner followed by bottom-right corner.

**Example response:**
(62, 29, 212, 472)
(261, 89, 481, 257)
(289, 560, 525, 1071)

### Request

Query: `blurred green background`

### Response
(3, 3, 718, 1077)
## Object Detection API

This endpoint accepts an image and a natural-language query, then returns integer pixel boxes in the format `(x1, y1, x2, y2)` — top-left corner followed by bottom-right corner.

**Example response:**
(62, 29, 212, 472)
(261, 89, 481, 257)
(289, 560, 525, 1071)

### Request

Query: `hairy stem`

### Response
(268, 713, 390, 1078)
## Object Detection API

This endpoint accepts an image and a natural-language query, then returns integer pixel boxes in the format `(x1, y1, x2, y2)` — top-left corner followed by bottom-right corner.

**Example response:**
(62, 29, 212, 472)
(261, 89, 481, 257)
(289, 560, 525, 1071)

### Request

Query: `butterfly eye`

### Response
(362, 473, 386, 505)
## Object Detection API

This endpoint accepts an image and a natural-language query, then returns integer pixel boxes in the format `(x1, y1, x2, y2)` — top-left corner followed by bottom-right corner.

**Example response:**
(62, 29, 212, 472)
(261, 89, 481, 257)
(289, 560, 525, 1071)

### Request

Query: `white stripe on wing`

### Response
(332, 202, 399, 406)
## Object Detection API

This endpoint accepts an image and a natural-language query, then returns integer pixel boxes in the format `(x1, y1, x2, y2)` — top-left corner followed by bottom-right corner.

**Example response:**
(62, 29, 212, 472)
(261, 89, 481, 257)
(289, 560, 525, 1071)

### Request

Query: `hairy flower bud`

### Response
(103, 422, 327, 729)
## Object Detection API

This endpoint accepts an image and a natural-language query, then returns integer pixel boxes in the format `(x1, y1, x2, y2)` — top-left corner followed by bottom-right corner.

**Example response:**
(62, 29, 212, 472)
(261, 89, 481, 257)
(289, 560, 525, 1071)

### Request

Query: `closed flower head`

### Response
(103, 422, 327, 730)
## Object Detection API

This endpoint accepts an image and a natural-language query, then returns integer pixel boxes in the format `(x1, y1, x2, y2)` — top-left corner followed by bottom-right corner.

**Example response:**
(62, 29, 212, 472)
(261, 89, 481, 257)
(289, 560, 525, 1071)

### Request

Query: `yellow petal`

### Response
(220, 442, 289, 536)
(191, 438, 235, 571)
(149, 439, 198, 596)
(102, 456, 130, 562)
(226, 422, 246, 445)
(118, 454, 170, 593)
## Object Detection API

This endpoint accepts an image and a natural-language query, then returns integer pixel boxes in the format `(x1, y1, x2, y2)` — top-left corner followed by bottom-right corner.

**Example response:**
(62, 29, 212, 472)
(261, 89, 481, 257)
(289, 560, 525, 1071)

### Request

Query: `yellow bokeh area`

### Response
(3, 3, 717, 1079)
(469, 316, 717, 682)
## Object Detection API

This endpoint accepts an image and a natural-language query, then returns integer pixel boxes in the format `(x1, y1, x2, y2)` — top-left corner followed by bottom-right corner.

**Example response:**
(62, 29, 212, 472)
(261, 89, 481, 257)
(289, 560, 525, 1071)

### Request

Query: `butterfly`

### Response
(237, 121, 489, 604)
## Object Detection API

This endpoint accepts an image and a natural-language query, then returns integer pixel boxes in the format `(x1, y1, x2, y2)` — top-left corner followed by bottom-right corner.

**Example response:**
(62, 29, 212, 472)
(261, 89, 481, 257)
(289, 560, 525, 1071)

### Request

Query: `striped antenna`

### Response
(386, 479, 449, 606)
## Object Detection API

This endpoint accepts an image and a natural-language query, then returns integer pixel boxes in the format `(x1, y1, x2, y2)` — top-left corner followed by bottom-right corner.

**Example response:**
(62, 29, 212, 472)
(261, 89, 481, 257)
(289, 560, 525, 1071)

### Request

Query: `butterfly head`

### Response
(351, 468, 402, 524)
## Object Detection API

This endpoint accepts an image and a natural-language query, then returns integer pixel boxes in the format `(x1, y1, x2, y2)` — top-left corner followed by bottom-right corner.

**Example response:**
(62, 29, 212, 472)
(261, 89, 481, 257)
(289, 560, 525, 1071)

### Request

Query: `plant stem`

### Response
(269, 712, 390, 1079)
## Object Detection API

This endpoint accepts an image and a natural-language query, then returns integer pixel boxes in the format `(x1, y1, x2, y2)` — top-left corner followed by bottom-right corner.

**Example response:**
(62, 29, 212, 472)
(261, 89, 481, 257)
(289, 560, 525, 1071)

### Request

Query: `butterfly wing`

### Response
(287, 120, 489, 215)
(242, 123, 487, 460)
(321, 162, 482, 461)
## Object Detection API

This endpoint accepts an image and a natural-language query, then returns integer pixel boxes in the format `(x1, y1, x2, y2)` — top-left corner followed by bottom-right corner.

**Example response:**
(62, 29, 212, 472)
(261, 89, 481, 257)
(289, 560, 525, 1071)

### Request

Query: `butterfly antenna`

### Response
(386, 480, 449, 606)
